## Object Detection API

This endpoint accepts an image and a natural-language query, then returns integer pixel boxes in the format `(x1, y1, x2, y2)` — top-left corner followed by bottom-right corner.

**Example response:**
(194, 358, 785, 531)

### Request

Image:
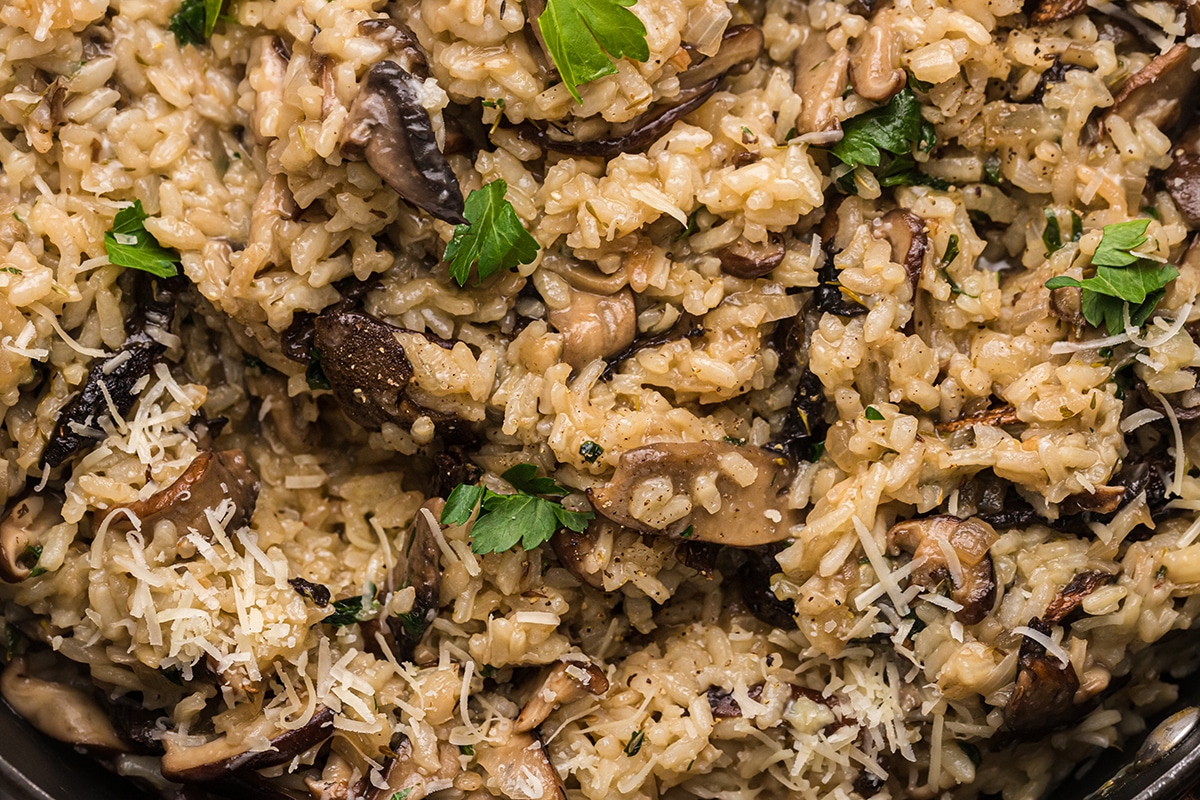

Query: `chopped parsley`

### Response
(983, 154, 1002, 186)
(679, 525, 695, 539)
(22, 544, 46, 578)
(322, 582, 380, 627)
(5, 622, 23, 660)
(169, 0, 224, 47)
(458, 745, 474, 757)
(827, 88, 938, 193)
(441, 464, 593, 554)
(535, 0, 650, 103)
(624, 729, 645, 756)
(444, 180, 540, 286)
(0, 267, 21, 275)
(579, 440, 604, 463)
(864, 406, 885, 421)
(103, 200, 180, 278)
(940, 235, 960, 268)
(391, 790, 413, 800)
(1044, 219, 1178, 335)
(1042, 208, 1081, 256)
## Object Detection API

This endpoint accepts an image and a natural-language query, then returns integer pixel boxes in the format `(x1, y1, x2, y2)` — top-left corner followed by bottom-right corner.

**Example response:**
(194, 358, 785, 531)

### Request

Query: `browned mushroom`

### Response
(357, 18, 428, 77)
(311, 310, 416, 430)
(886, 516, 999, 624)
(1028, 0, 1088, 24)
(850, 13, 905, 102)
(1105, 42, 1200, 135)
(341, 61, 466, 224)
(708, 683, 835, 722)
(475, 732, 566, 800)
(0, 494, 61, 582)
(736, 543, 799, 630)
(936, 404, 1020, 433)
(873, 209, 927, 290)
(364, 498, 443, 662)
(550, 522, 606, 589)
(160, 706, 335, 782)
(587, 441, 797, 546)
(1049, 284, 1085, 327)
(113, 450, 260, 536)
(515, 660, 609, 733)
(363, 736, 462, 800)
(1165, 120, 1200, 227)
(1059, 486, 1125, 515)
(529, 26, 763, 158)
(0, 657, 128, 753)
(545, 286, 637, 369)
(25, 77, 66, 154)
(793, 35, 850, 137)
(1043, 570, 1117, 624)
(717, 235, 786, 279)
(1004, 617, 1081, 736)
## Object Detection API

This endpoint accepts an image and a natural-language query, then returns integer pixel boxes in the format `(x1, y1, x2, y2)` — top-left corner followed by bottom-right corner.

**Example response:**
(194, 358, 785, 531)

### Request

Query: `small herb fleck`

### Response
(624, 729, 645, 757)
(306, 348, 331, 390)
(579, 440, 604, 463)
(391, 789, 413, 800)
(459, 745, 475, 756)
(0, 267, 22, 275)
(864, 406, 885, 421)
(679, 525, 695, 539)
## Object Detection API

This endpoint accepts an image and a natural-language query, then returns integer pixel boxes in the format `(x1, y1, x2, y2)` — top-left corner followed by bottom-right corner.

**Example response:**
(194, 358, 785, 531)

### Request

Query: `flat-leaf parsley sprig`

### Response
(103, 200, 181, 278)
(441, 464, 593, 554)
(1045, 219, 1178, 336)
(443, 180, 540, 287)
(535, 0, 651, 103)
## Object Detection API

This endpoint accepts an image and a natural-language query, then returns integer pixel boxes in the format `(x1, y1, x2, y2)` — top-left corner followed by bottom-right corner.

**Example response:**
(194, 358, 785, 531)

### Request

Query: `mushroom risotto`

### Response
(0, 0, 1198, 797)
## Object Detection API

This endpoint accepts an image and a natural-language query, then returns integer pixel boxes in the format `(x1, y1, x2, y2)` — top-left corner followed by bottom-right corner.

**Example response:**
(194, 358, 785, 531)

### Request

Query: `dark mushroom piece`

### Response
(550, 520, 607, 589)
(766, 368, 829, 464)
(849, 13, 905, 102)
(675, 539, 721, 577)
(363, 736, 462, 800)
(25, 76, 66, 155)
(160, 706, 335, 783)
(1043, 570, 1117, 625)
(717, 234, 786, 279)
(1004, 617, 1081, 736)
(813, 250, 868, 317)
(886, 516, 999, 624)
(529, 25, 764, 158)
(1059, 486, 1125, 515)
(874, 209, 927, 292)
(341, 60, 466, 224)
(587, 441, 798, 546)
(1165, 121, 1200, 227)
(793, 35, 850, 137)
(735, 543, 799, 630)
(41, 274, 180, 469)
(0, 493, 62, 582)
(1049, 283, 1085, 327)
(1028, 0, 1088, 24)
(515, 660, 609, 733)
(112, 450, 260, 535)
(475, 732, 566, 800)
(1105, 42, 1200, 135)
(545, 285, 637, 369)
(708, 683, 834, 722)
(364, 498, 443, 662)
(311, 309, 416, 430)
(935, 403, 1019, 433)
(0, 657, 128, 753)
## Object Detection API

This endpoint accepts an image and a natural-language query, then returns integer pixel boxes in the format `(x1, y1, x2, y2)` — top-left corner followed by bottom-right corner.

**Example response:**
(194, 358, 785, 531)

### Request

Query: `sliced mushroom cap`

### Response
(475, 732, 566, 800)
(0, 657, 128, 753)
(160, 706, 335, 782)
(717, 235, 786, 279)
(1028, 0, 1088, 24)
(736, 543, 798, 630)
(886, 516, 999, 624)
(935, 403, 1019, 433)
(342, 60, 466, 224)
(849, 13, 905, 103)
(515, 660, 609, 733)
(1004, 617, 1081, 736)
(379, 498, 443, 662)
(1106, 42, 1200, 135)
(1059, 486, 1125, 515)
(363, 736, 462, 800)
(1043, 570, 1117, 624)
(794, 36, 850, 138)
(114, 450, 260, 536)
(874, 209, 927, 291)
(549, 522, 606, 589)
(0, 494, 61, 582)
(1165, 120, 1200, 227)
(587, 441, 798, 546)
(357, 19, 428, 77)
(312, 310, 415, 430)
(545, 286, 637, 369)
(1049, 283, 1085, 327)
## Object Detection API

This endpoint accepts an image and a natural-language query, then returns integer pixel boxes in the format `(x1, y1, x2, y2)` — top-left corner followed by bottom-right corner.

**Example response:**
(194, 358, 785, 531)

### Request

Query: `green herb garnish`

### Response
(579, 440, 604, 463)
(1044, 219, 1178, 335)
(444, 180, 539, 287)
(864, 406, 885, 421)
(169, 0, 224, 47)
(322, 583, 380, 627)
(0, 267, 21, 275)
(391, 789, 413, 800)
(679, 525, 694, 539)
(827, 88, 937, 193)
(1042, 209, 1079, 256)
(103, 200, 180, 278)
(940, 235, 960, 267)
(624, 729, 645, 756)
(441, 464, 593, 554)
(5, 622, 23, 660)
(23, 544, 46, 578)
(983, 154, 1002, 186)
(535, 0, 650, 103)
(459, 745, 474, 757)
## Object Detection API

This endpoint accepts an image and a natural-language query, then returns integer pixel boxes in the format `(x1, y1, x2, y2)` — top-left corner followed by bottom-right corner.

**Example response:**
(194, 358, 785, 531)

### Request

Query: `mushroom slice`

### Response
(341, 60, 466, 224)
(793, 36, 850, 137)
(1004, 617, 1081, 736)
(1042, 570, 1117, 625)
(362, 736, 461, 800)
(1028, 0, 1088, 24)
(515, 660, 609, 733)
(372, 498, 443, 662)
(717, 235, 786, 279)
(312, 310, 415, 430)
(0, 657, 128, 753)
(850, 13, 905, 103)
(1106, 42, 1200, 135)
(549, 522, 606, 589)
(587, 441, 798, 546)
(1059, 486, 1125, 515)
(736, 543, 798, 630)
(886, 516, 999, 624)
(115, 450, 260, 536)
(545, 286, 637, 369)
(357, 19, 428, 76)
(1165, 120, 1200, 227)
(41, 275, 178, 469)
(1049, 284, 1085, 327)
(476, 732, 566, 800)
(160, 706, 335, 782)
(935, 403, 1019, 433)
(873, 209, 927, 291)
(0, 494, 61, 582)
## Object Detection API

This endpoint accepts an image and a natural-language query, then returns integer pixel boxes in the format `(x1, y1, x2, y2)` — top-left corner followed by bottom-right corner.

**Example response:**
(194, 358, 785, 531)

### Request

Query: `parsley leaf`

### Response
(440, 464, 593, 554)
(322, 583, 381, 627)
(864, 406, 885, 421)
(536, 0, 650, 103)
(1043, 219, 1177, 335)
(104, 201, 180, 278)
(170, 0, 224, 46)
(444, 180, 539, 286)
(827, 89, 937, 194)
(391, 789, 413, 800)
(22, 544, 46, 578)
